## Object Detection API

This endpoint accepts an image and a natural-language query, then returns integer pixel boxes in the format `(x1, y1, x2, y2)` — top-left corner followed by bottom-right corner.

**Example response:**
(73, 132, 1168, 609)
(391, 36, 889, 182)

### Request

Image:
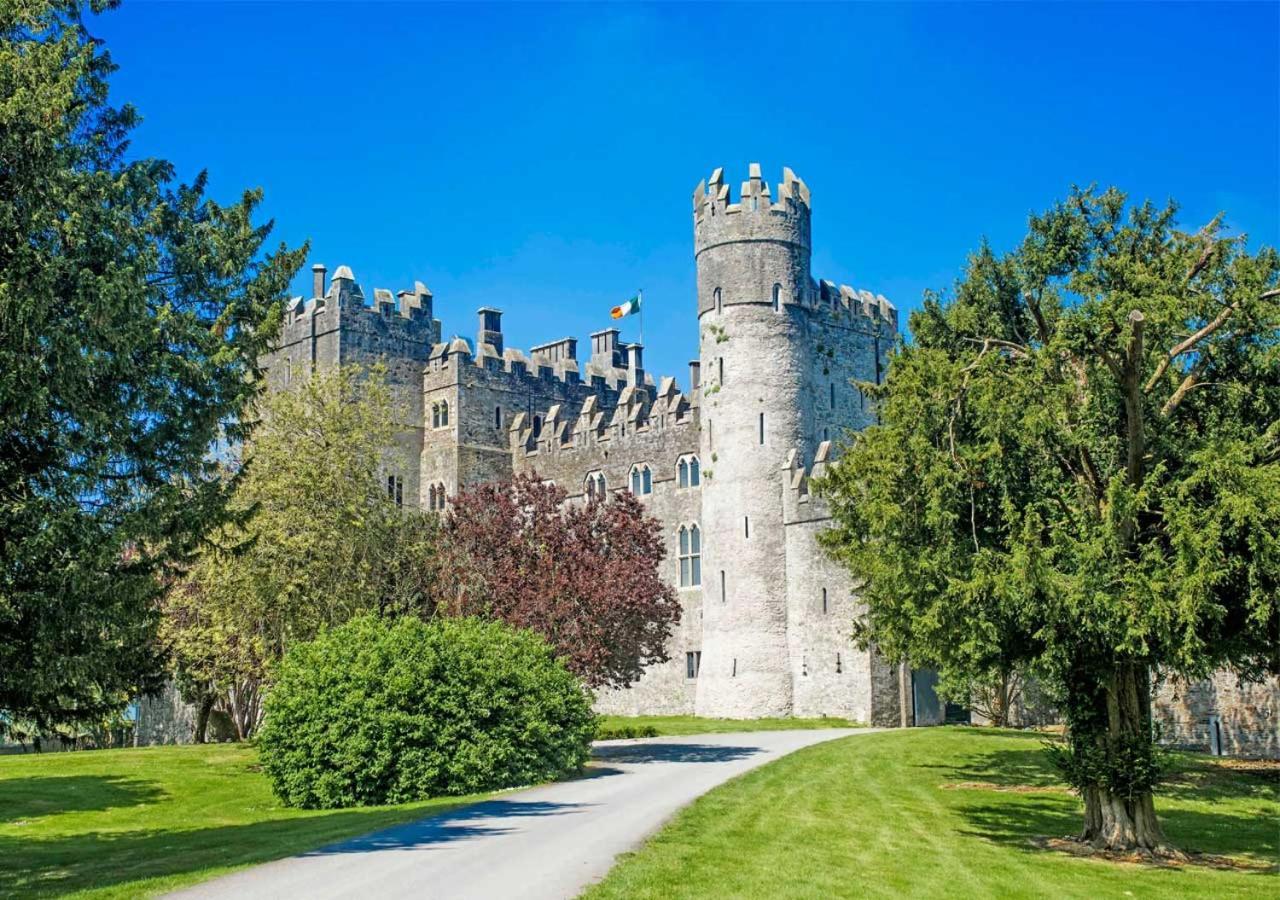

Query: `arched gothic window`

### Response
(677, 454, 701, 489)
(678, 523, 702, 587)
(630, 464, 652, 495)
(532, 415, 543, 439)
(431, 403, 441, 428)
(584, 471, 606, 500)
(439, 400, 449, 427)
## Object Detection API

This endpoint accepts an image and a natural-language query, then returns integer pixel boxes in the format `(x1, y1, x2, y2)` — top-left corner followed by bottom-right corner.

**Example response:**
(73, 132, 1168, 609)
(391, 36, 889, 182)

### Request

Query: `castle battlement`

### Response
(812, 280, 899, 332)
(508, 376, 698, 461)
(693, 164, 812, 266)
(280, 264, 437, 339)
(693, 163, 811, 225)
(426, 333, 650, 397)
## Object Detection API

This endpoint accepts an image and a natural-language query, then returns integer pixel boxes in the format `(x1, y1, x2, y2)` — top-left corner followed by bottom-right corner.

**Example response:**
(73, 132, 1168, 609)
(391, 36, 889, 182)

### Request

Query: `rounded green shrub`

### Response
(257, 615, 596, 809)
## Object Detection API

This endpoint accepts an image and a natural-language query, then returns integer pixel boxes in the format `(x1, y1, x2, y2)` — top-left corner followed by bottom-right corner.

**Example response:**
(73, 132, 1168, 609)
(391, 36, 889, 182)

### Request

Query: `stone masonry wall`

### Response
(513, 390, 703, 715)
(1154, 673, 1279, 758)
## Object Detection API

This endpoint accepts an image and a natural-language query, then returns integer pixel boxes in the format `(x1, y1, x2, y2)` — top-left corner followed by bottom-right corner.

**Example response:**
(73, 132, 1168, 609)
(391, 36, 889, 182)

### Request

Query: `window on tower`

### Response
(678, 524, 701, 587)
(677, 454, 700, 489)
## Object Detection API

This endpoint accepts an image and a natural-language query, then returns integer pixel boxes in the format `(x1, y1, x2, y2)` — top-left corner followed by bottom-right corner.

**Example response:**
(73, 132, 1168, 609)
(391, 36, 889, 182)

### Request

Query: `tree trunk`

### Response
(1076, 663, 1171, 854)
(193, 694, 215, 744)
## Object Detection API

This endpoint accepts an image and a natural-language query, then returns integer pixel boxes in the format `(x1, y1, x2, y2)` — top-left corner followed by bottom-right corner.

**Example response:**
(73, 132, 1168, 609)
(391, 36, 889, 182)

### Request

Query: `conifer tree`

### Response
(0, 0, 306, 727)
(819, 187, 1279, 852)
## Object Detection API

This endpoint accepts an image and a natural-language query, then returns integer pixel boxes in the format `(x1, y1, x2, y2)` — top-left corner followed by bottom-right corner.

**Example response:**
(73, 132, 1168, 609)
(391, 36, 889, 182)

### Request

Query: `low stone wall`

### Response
(134, 681, 197, 746)
(1153, 672, 1278, 759)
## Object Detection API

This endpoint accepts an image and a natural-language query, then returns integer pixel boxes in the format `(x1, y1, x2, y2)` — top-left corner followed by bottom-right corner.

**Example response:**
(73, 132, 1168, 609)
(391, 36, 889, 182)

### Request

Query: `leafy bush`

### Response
(595, 724, 660, 741)
(257, 616, 596, 809)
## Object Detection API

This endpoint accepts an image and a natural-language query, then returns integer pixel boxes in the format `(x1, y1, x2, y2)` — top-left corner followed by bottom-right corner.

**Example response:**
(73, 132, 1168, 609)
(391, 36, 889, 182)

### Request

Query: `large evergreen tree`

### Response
(0, 0, 306, 727)
(819, 187, 1279, 852)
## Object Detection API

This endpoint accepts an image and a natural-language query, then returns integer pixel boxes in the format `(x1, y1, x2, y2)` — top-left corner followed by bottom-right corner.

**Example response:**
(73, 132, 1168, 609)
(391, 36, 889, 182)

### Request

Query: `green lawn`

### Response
(0, 743, 494, 899)
(596, 714, 863, 737)
(584, 727, 1278, 899)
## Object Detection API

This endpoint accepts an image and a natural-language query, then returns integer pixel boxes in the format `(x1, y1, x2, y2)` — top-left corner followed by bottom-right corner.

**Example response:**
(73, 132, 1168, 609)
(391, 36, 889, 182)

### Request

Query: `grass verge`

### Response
(0, 743, 493, 899)
(583, 727, 1278, 899)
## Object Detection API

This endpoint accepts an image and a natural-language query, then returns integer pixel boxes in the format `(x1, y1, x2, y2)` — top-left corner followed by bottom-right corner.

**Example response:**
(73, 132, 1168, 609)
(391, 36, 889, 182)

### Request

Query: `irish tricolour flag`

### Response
(611, 294, 641, 319)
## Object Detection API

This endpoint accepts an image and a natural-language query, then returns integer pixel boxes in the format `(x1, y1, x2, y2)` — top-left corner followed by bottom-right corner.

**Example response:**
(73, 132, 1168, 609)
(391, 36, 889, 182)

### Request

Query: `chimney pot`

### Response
(312, 263, 326, 299)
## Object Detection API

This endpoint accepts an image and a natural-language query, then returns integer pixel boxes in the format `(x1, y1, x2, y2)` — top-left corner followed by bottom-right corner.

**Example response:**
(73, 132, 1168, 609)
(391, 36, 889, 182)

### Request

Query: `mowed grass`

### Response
(584, 727, 1278, 900)
(595, 714, 863, 736)
(0, 743, 494, 899)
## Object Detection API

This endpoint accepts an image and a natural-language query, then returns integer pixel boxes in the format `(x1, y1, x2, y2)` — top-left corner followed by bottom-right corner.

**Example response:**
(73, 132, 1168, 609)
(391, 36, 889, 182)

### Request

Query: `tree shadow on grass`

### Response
(0, 775, 166, 824)
(590, 743, 761, 764)
(940, 743, 1278, 865)
(917, 746, 1063, 789)
(0, 795, 514, 899)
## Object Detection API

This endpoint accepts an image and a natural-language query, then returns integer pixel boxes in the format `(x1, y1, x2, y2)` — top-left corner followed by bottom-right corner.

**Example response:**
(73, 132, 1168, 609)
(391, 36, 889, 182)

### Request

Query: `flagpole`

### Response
(638, 289, 644, 348)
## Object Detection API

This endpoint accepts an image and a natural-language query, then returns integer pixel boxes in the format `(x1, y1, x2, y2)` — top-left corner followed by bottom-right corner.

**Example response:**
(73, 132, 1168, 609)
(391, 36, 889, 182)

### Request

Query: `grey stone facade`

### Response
(261, 164, 905, 721)
(1154, 673, 1278, 758)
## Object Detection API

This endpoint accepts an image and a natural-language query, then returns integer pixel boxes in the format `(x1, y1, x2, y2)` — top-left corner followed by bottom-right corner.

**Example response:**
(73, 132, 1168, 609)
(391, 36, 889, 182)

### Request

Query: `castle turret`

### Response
(693, 163, 815, 717)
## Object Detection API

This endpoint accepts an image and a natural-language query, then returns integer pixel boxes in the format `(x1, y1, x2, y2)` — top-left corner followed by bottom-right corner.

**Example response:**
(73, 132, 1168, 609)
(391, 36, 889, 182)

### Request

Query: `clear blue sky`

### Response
(91, 2, 1279, 385)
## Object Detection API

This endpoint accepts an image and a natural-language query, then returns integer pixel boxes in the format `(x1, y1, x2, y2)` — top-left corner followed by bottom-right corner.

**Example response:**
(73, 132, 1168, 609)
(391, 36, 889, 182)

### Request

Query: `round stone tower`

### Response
(693, 163, 815, 717)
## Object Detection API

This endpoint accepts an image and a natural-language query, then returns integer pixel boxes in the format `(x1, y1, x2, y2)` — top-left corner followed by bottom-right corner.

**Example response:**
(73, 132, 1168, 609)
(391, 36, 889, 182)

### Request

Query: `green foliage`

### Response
(0, 1, 306, 728)
(164, 366, 440, 737)
(257, 616, 595, 809)
(818, 186, 1279, 843)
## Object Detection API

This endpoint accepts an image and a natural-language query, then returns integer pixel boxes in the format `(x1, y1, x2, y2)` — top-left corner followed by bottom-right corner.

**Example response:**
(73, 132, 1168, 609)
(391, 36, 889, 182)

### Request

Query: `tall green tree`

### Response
(819, 187, 1279, 853)
(0, 0, 306, 727)
(165, 366, 439, 738)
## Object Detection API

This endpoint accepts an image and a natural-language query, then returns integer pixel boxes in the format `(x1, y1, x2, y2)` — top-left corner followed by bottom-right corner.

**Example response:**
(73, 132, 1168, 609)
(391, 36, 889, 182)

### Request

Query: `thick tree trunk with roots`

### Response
(1073, 662, 1173, 854)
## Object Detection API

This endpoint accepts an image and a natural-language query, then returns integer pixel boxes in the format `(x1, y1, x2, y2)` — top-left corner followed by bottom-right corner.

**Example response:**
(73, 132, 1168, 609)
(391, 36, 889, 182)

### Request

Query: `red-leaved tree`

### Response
(438, 475, 680, 690)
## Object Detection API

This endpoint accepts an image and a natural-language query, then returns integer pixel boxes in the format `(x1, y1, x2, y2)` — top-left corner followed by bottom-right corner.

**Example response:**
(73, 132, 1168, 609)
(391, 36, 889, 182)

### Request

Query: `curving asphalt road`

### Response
(168, 727, 878, 900)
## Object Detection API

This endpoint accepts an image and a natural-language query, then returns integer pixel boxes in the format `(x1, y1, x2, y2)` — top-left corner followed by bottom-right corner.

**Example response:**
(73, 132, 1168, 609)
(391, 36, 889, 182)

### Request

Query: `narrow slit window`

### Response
(686, 651, 701, 679)
(773, 283, 781, 312)
(495, 406, 502, 429)
(759, 412, 765, 445)
(744, 516, 750, 538)
(822, 588, 828, 614)
(720, 570, 726, 603)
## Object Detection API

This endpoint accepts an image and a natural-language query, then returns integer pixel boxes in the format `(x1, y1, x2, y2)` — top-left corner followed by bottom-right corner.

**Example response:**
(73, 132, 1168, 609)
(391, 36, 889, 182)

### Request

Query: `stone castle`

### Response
(257, 163, 1277, 750)
(262, 164, 910, 725)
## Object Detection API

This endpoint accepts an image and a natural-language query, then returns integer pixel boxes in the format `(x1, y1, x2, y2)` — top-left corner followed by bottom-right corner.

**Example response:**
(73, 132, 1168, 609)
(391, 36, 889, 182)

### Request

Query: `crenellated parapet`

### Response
(693, 163, 811, 261)
(279, 263, 439, 347)
(508, 374, 698, 460)
(812, 280, 899, 334)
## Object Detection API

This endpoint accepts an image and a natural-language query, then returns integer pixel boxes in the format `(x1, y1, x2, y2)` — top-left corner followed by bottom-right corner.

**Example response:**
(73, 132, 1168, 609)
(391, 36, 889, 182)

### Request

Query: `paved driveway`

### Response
(169, 727, 878, 900)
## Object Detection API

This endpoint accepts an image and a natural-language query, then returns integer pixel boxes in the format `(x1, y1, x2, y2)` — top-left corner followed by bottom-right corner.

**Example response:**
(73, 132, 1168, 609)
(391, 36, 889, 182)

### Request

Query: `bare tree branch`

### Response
(1160, 353, 1211, 418)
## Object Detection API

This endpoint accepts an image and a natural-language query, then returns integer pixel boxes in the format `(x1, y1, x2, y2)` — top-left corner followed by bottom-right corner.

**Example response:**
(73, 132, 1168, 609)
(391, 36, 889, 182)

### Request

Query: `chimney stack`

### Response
(477, 307, 504, 355)
(689, 360, 701, 390)
(312, 263, 326, 299)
